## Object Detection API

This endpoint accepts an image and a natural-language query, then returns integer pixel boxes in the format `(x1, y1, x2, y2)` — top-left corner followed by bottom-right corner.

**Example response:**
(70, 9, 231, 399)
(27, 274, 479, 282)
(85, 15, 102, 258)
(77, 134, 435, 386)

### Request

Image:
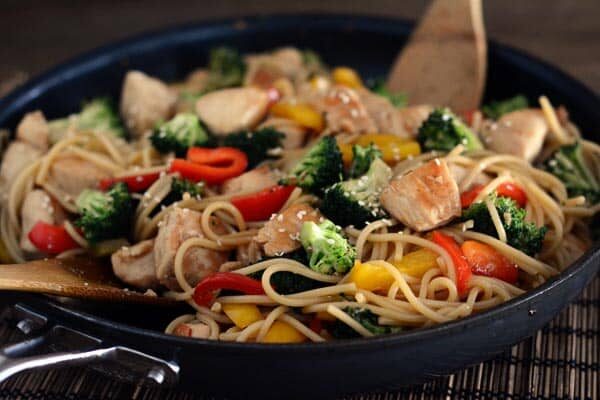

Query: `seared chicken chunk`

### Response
(111, 239, 159, 289)
(245, 47, 306, 88)
(481, 109, 549, 162)
(398, 105, 434, 137)
(16, 111, 49, 151)
(316, 85, 377, 135)
(120, 71, 177, 137)
(0, 142, 42, 186)
(154, 208, 230, 291)
(173, 322, 210, 338)
(221, 166, 278, 195)
(259, 117, 308, 149)
(20, 190, 67, 253)
(195, 87, 269, 136)
(254, 204, 322, 256)
(46, 155, 110, 198)
(380, 159, 461, 231)
(357, 88, 408, 138)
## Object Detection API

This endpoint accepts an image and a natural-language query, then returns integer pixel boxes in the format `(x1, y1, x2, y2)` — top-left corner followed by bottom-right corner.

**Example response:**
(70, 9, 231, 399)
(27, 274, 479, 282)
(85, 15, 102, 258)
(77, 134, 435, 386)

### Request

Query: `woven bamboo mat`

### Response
(0, 276, 597, 400)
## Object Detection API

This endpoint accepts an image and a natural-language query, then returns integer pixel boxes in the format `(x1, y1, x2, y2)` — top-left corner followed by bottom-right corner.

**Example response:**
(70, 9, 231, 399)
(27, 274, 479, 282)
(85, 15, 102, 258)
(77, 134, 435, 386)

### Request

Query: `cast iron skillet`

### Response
(0, 14, 598, 399)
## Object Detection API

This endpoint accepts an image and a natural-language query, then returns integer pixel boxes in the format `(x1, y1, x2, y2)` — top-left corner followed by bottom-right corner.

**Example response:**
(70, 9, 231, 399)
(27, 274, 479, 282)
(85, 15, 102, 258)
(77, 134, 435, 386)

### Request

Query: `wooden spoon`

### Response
(0, 258, 175, 305)
(387, 0, 487, 111)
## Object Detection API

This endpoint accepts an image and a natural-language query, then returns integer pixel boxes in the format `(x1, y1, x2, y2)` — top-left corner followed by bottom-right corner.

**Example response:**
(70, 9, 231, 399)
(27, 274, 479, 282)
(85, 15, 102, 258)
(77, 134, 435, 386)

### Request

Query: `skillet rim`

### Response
(0, 13, 599, 353)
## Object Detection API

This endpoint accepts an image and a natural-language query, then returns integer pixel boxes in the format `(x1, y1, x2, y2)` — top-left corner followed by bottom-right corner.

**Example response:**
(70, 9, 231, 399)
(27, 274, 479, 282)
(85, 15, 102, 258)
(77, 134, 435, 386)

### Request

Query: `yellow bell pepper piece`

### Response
(349, 249, 439, 292)
(222, 303, 263, 329)
(355, 134, 421, 163)
(332, 67, 363, 89)
(0, 237, 12, 264)
(270, 102, 324, 132)
(337, 142, 353, 166)
(263, 321, 307, 343)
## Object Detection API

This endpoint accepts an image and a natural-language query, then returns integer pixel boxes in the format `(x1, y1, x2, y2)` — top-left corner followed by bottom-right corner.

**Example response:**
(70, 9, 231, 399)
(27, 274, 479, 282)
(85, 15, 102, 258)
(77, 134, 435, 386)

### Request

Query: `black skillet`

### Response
(0, 14, 598, 399)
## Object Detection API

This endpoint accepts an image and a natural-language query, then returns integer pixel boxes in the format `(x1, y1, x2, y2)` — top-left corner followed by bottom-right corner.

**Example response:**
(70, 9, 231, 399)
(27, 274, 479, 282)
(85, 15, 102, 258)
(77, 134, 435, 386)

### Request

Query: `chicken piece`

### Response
(380, 159, 461, 232)
(357, 88, 409, 138)
(315, 85, 377, 135)
(481, 109, 548, 162)
(236, 240, 262, 266)
(254, 204, 322, 256)
(398, 105, 434, 137)
(111, 239, 159, 289)
(221, 166, 278, 195)
(244, 47, 306, 88)
(195, 87, 269, 136)
(46, 155, 111, 199)
(0, 142, 42, 187)
(154, 208, 230, 291)
(259, 117, 307, 149)
(448, 163, 491, 190)
(173, 322, 210, 338)
(16, 111, 49, 151)
(19, 190, 67, 253)
(120, 71, 177, 137)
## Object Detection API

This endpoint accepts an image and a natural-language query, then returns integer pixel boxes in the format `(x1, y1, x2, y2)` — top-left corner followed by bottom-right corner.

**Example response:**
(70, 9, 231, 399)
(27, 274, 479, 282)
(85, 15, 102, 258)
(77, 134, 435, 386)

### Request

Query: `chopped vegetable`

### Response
(150, 113, 210, 156)
(27, 222, 80, 254)
(158, 177, 205, 211)
(354, 134, 421, 164)
(77, 97, 125, 138)
(329, 307, 402, 339)
(170, 147, 248, 184)
(222, 303, 263, 329)
(270, 102, 324, 132)
(349, 249, 439, 292)
(462, 194, 547, 256)
(192, 272, 265, 307)
(302, 49, 325, 72)
(461, 240, 519, 284)
(75, 182, 133, 243)
(545, 140, 600, 204)
(348, 144, 382, 178)
(231, 185, 295, 222)
(300, 220, 355, 275)
(460, 182, 527, 208)
(263, 321, 307, 343)
(431, 231, 472, 295)
(222, 128, 284, 168)
(204, 46, 246, 92)
(417, 108, 483, 152)
(332, 67, 363, 88)
(281, 136, 343, 195)
(321, 158, 391, 228)
(482, 95, 529, 120)
(368, 78, 408, 108)
(99, 171, 161, 192)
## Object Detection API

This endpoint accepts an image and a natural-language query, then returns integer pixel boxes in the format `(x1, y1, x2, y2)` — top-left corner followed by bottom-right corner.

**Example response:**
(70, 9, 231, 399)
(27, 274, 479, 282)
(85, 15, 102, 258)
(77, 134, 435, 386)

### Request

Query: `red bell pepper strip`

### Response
(192, 272, 265, 307)
(99, 171, 161, 192)
(169, 147, 248, 185)
(460, 182, 527, 208)
(28, 222, 80, 254)
(460, 109, 477, 126)
(230, 185, 295, 222)
(431, 231, 472, 296)
(461, 240, 519, 284)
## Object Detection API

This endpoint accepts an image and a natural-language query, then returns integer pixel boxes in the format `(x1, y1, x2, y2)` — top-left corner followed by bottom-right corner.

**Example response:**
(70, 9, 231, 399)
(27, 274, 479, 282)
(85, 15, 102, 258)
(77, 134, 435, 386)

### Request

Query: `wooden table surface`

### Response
(1, 0, 599, 94)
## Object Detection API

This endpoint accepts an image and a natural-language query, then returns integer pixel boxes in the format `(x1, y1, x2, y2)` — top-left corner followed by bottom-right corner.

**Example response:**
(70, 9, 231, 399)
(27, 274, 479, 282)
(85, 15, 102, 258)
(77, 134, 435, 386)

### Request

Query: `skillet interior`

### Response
(0, 14, 599, 397)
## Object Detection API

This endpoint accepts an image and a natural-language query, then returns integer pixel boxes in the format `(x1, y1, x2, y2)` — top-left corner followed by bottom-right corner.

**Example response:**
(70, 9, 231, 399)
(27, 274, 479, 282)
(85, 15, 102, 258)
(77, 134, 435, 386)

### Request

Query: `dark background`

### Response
(1, 0, 599, 95)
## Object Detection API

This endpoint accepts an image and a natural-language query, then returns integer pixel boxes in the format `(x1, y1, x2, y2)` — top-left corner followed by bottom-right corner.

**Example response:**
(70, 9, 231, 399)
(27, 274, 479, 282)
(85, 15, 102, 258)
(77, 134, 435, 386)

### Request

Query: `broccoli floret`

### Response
(329, 307, 402, 339)
(77, 98, 125, 138)
(222, 128, 284, 168)
(482, 95, 529, 120)
(368, 78, 407, 108)
(204, 46, 245, 91)
(348, 143, 382, 178)
(462, 194, 547, 256)
(417, 108, 483, 152)
(281, 136, 343, 194)
(545, 141, 600, 205)
(321, 158, 391, 228)
(75, 182, 133, 242)
(302, 49, 324, 68)
(150, 113, 210, 156)
(300, 220, 355, 275)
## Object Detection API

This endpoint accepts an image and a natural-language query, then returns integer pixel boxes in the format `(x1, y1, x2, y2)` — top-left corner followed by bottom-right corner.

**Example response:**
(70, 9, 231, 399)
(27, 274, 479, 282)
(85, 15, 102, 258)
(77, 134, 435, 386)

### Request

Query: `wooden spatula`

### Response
(0, 258, 174, 305)
(387, 0, 487, 111)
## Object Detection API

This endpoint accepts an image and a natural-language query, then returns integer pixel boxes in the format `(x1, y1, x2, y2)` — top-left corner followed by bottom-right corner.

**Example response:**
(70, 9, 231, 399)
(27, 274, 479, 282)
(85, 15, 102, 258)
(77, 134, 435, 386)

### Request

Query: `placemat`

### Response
(0, 275, 597, 400)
